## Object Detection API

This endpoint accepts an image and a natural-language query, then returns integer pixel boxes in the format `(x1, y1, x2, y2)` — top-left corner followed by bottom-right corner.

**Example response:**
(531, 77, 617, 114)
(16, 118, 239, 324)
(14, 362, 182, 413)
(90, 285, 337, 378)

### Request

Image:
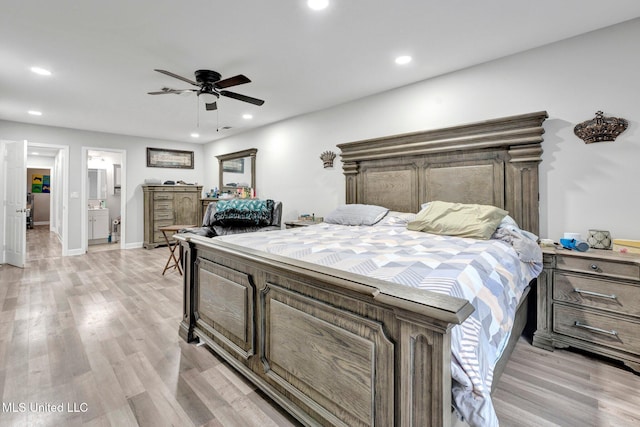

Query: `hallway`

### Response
(26, 225, 62, 261)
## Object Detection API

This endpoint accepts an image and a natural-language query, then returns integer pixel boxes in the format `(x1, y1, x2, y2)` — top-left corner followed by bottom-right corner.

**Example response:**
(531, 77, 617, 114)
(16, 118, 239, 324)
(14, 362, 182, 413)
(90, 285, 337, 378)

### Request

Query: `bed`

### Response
(177, 111, 548, 426)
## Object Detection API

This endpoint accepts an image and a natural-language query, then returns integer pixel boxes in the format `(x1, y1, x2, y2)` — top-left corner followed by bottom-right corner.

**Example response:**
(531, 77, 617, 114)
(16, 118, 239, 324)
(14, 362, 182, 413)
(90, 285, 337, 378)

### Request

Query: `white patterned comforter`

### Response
(217, 222, 542, 426)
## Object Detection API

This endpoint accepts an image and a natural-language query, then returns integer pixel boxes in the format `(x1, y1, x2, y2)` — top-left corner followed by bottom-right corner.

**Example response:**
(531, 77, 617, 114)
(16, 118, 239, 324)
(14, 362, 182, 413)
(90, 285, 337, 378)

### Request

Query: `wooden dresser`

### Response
(143, 185, 202, 249)
(533, 247, 640, 372)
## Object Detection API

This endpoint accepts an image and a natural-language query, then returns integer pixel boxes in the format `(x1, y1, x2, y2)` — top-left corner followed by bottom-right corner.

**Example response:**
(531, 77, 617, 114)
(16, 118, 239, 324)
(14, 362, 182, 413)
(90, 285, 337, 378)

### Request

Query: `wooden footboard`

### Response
(178, 234, 474, 427)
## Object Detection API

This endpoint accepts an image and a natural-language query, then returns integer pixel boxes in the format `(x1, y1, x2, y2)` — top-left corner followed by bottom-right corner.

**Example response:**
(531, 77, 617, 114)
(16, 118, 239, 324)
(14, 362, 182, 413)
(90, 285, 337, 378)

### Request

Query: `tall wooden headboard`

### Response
(338, 111, 548, 235)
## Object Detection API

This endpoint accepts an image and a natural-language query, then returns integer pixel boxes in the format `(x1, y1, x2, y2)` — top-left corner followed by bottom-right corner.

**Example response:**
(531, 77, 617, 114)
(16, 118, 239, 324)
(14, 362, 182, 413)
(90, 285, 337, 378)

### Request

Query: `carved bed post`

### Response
(178, 237, 197, 342)
(506, 143, 543, 236)
(397, 317, 452, 427)
(343, 161, 359, 204)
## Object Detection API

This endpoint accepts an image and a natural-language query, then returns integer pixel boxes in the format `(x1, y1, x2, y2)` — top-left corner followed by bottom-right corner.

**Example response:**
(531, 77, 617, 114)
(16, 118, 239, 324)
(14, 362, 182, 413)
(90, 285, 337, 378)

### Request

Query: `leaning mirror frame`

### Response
(216, 148, 257, 195)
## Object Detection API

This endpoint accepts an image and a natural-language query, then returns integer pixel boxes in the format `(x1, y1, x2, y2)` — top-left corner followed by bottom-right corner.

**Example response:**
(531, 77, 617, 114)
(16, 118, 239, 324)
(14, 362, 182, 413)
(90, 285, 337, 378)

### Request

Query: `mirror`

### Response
(88, 168, 107, 200)
(217, 148, 257, 195)
(113, 164, 121, 195)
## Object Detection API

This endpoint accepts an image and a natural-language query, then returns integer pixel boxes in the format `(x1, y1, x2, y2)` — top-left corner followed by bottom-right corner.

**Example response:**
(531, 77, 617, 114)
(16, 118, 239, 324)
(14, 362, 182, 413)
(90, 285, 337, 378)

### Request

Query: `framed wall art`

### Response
(222, 157, 244, 173)
(147, 147, 194, 169)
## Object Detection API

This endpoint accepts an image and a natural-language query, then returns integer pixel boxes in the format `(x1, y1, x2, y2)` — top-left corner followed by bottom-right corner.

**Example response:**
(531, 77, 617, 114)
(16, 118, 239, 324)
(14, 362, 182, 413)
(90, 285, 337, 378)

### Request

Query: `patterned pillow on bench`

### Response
(213, 199, 275, 226)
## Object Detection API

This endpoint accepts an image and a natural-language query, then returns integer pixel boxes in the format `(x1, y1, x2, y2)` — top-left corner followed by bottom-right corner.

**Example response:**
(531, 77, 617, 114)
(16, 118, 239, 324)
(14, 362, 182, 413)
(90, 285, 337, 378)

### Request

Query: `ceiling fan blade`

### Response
(214, 74, 251, 89)
(205, 101, 218, 111)
(154, 69, 198, 86)
(148, 88, 196, 95)
(220, 90, 265, 106)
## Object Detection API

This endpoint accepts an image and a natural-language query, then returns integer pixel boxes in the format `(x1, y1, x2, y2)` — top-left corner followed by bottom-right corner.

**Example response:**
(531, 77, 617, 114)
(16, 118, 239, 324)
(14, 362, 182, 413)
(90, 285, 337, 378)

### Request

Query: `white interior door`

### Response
(5, 140, 27, 267)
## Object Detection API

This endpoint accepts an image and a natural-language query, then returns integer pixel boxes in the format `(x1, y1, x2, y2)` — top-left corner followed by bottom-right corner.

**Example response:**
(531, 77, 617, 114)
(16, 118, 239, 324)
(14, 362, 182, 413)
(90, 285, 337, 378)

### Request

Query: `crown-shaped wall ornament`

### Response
(574, 111, 628, 144)
(320, 150, 336, 168)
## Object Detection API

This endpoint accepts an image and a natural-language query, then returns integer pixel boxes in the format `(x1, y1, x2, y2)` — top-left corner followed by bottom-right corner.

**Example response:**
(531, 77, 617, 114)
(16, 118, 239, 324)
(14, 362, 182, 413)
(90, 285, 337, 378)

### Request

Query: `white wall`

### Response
(204, 18, 640, 241)
(0, 122, 205, 252)
(2, 19, 639, 252)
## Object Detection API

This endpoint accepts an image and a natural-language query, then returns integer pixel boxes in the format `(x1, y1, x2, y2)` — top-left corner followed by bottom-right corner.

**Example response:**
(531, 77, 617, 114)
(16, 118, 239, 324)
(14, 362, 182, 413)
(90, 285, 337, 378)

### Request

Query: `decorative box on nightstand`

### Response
(533, 247, 640, 373)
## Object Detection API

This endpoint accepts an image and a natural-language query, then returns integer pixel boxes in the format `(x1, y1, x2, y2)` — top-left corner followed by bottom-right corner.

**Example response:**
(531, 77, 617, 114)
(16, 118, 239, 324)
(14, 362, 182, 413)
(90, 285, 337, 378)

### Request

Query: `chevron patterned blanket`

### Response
(218, 222, 542, 426)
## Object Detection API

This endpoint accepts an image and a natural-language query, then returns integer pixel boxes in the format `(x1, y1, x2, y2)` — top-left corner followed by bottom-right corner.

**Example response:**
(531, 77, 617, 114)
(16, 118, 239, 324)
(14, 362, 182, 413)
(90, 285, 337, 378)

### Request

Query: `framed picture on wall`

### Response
(222, 158, 244, 173)
(147, 147, 194, 169)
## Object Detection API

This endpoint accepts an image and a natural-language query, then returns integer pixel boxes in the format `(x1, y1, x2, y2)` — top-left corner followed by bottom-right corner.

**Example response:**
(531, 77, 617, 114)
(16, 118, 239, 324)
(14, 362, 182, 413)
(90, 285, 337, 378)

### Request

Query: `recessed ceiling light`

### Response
(30, 66, 52, 76)
(190, 132, 200, 138)
(28, 110, 42, 116)
(32, 152, 40, 156)
(308, 0, 329, 11)
(242, 114, 253, 120)
(395, 55, 412, 65)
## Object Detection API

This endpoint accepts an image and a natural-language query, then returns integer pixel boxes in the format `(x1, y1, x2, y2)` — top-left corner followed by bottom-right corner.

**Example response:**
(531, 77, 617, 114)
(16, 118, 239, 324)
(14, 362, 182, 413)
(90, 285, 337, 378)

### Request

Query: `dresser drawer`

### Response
(154, 210, 174, 221)
(153, 220, 175, 243)
(556, 255, 640, 281)
(553, 272, 640, 317)
(553, 304, 640, 355)
(154, 192, 174, 201)
(154, 200, 173, 211)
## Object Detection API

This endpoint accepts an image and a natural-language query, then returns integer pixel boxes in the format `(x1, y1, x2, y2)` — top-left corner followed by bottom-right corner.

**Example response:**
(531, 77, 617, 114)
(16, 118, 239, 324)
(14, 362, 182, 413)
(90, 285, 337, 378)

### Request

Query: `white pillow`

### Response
(325, 204, 389, 226)
(375, 211, 417, 226)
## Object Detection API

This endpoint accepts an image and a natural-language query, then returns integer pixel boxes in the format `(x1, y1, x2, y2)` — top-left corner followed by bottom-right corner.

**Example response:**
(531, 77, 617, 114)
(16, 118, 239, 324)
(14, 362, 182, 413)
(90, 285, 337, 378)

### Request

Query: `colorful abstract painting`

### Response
(31, 174, 51, 193)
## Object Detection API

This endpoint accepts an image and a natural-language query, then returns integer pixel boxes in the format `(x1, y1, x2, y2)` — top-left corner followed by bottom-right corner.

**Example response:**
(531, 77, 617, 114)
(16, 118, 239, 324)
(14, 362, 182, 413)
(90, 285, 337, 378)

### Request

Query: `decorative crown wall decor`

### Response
(320, 150, 336, 168)
(574, 111, 628, 144)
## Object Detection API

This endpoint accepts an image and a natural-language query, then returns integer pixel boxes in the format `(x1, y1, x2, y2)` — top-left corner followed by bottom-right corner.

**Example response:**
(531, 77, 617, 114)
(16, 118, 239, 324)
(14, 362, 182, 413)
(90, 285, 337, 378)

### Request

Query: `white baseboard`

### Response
(67, 248, 85, 257)
(125, 242, 143, 249)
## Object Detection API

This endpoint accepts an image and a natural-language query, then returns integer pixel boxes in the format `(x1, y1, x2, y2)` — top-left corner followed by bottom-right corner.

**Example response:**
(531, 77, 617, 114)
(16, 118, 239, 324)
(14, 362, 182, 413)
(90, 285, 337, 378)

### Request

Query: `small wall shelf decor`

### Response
(574, 111, 628, 144)
(320, 150, 336, 168)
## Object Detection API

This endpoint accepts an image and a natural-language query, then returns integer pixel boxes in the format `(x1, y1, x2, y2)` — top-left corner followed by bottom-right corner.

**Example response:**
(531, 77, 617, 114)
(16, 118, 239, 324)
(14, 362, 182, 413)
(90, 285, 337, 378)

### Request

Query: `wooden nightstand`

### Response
(533, 247, 640, 372)
(285, 219, 323, 228)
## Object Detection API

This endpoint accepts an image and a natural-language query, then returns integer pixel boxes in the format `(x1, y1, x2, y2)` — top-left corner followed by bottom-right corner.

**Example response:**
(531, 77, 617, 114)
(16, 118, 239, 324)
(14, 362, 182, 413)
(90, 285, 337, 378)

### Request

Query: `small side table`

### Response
(285, 219, 323, 229)
(159, 224, 194, 275)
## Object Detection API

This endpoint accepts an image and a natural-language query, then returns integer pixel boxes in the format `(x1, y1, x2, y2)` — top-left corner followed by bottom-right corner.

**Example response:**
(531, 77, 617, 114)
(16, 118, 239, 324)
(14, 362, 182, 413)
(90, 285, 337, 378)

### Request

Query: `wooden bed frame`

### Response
(178, 111, 548, 426)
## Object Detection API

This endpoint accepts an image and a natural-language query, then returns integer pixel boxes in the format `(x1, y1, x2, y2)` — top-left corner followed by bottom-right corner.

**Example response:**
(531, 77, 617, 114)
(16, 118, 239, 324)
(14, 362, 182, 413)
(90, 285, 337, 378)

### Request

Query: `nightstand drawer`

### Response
(557, 255, 640, 281)
(553, 305, 640, 355)
(553, 272, 640, 317)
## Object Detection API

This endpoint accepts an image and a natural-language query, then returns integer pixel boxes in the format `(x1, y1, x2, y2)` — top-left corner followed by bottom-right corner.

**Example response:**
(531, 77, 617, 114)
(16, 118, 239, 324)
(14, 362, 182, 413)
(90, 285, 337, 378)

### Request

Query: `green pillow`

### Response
(407, 201, 508, 240)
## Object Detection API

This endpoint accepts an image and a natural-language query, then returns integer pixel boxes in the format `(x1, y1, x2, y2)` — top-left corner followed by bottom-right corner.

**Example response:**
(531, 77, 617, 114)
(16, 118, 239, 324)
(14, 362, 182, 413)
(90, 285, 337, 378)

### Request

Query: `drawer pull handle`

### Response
(574, 288, 617, 300)
(574, 321, 618, 336)
(590, 264, 599, 270)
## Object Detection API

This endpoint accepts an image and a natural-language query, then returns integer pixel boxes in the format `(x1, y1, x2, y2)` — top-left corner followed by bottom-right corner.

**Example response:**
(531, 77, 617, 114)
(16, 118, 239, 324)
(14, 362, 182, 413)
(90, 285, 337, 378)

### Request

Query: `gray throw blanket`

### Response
(492, 227, 542, 263)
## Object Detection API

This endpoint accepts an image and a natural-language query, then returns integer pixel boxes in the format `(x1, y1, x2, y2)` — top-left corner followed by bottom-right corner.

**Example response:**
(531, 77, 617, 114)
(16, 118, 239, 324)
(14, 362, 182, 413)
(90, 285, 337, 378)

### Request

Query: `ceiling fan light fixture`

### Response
(199, 91, 218, 104)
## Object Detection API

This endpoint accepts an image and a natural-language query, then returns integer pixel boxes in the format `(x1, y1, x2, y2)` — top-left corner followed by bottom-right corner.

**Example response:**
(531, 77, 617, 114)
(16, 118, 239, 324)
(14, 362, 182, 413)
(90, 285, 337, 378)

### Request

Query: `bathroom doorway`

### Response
(83, 148, 126, 253)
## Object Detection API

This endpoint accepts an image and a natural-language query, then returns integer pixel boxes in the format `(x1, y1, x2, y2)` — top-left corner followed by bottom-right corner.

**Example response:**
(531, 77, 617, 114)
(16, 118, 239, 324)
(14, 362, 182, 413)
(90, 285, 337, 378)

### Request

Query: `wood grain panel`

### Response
(425, 162, 502, 207)
(556, 256, 640, 281)
(195, 259, 254, 357)
(553, 273, 640, 317)
(553, 304, 640, 355)
(360, 164, 417, 212)
(262, 285, 394, 427)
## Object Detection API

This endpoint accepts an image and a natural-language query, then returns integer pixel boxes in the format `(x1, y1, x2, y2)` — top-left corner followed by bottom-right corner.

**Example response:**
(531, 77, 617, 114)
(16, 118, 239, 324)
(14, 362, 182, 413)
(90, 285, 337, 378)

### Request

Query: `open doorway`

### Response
(83, 148, 126, 253)
(26, 142, 68, 261)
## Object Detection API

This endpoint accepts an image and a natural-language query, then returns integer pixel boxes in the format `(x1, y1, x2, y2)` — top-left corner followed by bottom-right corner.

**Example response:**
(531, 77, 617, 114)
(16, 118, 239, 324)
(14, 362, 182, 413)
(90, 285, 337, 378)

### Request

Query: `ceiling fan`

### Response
(148, 69, 265, 111)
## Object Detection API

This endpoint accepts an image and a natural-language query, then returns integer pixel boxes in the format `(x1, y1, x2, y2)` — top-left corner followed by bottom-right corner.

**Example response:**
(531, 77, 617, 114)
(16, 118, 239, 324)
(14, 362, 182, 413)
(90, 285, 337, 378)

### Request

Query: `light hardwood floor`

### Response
(1, 226, 638, 426)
